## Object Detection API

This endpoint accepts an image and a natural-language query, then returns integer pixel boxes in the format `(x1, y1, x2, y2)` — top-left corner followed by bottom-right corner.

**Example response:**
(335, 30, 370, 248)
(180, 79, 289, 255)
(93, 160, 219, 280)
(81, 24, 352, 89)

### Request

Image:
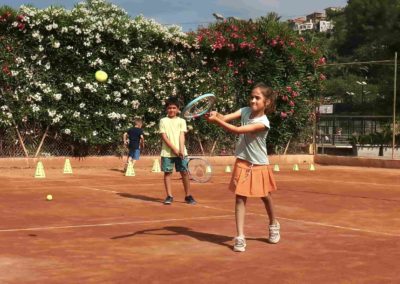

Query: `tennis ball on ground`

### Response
(95, 70, 108, 82)
(46, 194, 53, 201)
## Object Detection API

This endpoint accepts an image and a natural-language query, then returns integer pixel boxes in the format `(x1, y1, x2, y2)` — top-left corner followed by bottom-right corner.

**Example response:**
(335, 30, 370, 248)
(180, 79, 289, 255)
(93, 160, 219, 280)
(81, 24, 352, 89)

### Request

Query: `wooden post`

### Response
(283, 137, 291, 155)
(196, 134, 205, 155)
(210, 140, 217, 156)
(12, 120, 29, 158)
(35, 125, 49, 158)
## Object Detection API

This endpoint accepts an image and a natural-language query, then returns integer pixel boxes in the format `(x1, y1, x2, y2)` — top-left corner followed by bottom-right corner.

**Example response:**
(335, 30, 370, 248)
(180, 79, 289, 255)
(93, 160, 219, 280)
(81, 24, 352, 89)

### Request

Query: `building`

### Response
(306, 12, 326, 23)
(288, 7, 341, 33)
(325, 6, 344, 13)
(318, 20, 334, 32)
(289, 18, 314, 33)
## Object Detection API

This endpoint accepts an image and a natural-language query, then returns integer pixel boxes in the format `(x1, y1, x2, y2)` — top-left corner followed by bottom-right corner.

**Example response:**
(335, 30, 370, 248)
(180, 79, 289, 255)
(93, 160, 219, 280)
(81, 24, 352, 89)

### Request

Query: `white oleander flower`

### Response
(53, 93, 62, 100)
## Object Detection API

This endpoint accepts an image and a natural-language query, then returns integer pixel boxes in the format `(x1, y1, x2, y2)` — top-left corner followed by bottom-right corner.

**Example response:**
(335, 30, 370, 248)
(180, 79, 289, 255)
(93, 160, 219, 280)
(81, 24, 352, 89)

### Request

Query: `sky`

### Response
(1, 0, 348, 31)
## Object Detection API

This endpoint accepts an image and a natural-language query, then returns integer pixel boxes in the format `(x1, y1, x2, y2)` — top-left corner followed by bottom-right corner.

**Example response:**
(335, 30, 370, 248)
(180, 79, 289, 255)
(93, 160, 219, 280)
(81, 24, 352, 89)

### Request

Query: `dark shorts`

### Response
(128, 149, 140, 160)
(161, 157, 189, 173)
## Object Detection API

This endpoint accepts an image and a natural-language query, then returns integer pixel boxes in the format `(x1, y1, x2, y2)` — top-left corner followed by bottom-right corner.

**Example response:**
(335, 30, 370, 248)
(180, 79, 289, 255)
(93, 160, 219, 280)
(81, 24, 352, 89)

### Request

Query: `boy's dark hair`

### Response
(165, 96, 180, 108)
(252, 82, 276, 115)
(134, 118, 143, 126)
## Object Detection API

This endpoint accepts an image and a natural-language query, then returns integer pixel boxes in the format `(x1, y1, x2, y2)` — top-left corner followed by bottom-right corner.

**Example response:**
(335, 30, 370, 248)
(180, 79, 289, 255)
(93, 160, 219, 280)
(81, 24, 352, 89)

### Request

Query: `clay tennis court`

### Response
(0, 157, 399, 283)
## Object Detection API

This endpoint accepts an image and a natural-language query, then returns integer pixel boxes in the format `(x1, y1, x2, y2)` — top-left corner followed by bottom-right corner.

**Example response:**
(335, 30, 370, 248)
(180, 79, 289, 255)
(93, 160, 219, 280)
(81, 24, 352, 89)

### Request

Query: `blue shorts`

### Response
(161, 157, 189, 173)
(128, 149, 140, 160)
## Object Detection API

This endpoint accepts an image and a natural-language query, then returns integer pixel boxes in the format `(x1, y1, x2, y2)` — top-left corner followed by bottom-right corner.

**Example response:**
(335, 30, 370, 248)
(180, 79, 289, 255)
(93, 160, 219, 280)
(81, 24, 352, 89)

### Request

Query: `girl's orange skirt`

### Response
(229, 158, 277, 197)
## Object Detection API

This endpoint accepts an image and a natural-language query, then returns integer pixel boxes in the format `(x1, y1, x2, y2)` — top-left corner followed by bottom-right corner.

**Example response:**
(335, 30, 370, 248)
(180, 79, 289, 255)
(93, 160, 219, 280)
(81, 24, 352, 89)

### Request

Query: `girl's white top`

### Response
(235, 107, 270, 165)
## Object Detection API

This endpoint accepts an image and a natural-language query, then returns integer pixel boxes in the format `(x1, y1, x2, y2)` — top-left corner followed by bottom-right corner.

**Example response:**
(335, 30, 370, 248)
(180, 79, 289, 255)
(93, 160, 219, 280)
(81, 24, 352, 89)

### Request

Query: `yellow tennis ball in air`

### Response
(95, 70, 108, 82)
(46, 194, 53, 201)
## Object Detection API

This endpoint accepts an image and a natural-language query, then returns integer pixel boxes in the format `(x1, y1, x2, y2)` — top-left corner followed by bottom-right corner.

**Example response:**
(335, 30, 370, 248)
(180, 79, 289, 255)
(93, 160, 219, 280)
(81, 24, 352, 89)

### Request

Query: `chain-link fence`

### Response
(0, 127, 239, 158)
(315, 57, 400, 159)
(0, 126, 316, 158)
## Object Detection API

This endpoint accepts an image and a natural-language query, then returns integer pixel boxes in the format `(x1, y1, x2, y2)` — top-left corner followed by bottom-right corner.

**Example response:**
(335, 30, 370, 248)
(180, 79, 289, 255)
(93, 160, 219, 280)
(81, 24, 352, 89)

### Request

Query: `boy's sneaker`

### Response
(233, 236, 246, 252)
(163, 196, 174, 205)
(184, 195, 197, 205)
(268, 220, 280, 244)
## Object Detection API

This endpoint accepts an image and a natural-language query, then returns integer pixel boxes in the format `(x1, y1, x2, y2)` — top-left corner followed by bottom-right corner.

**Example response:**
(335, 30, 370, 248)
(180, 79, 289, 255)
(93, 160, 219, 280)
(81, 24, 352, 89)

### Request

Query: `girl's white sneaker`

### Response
(233, 236, 246, 252)
(269, 221, 280, 244)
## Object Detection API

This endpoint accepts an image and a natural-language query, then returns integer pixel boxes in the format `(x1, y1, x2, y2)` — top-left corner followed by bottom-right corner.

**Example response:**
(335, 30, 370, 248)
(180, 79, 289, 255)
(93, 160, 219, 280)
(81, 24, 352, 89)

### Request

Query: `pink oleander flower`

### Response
(17, 22, 25, 30)
(318, 57, 326, 65)
(291, 91, 299, 97)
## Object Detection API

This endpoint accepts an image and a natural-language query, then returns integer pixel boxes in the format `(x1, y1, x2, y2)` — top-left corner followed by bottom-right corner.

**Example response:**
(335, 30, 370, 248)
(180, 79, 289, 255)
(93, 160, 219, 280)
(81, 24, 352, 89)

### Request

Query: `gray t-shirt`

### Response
(235, 107, 270, 165)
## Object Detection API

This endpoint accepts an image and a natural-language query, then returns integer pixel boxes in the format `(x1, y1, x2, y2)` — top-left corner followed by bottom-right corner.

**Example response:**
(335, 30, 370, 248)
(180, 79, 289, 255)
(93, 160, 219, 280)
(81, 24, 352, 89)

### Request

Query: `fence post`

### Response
(392, 52, 397, 160)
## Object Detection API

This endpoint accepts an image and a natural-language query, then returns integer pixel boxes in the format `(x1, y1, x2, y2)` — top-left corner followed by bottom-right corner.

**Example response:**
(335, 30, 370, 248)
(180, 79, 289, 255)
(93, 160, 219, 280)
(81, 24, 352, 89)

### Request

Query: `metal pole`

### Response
(312, 111, 317, 154)
(392, 52, 397, 160)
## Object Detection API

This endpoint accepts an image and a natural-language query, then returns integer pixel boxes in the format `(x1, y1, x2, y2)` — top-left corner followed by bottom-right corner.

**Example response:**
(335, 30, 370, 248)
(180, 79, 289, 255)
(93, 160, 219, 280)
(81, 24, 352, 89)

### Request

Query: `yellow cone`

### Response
(34, 161, 46, 178)
(293, 164, 299, 171)
(206, 165, 212, 173)
(125, 161, 135, 176)
(309, 163, 316, 171)
(151, 159, 161, 173)
(63, 158, 73, 174)
(225, 165, 232, 173)
(273, 164, 280, 172)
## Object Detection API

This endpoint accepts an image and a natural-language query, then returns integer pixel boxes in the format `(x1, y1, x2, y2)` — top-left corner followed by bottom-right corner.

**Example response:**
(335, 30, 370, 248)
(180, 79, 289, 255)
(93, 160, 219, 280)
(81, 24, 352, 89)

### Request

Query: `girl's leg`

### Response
(262, 194, 280, 243)
(235, 195, 247, 237)
(261, 194, 277, 225)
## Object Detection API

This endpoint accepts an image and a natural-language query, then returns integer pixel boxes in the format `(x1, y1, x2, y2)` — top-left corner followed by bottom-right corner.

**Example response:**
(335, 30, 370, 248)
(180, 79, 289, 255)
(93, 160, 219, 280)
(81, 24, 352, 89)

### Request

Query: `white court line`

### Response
(6, 177, 399, 191)
(196, 204, 400, 238)
(1, 186, 398, 238)
(81, 186, 119, 194)
(276, 216, 400, 237)
(0, 215, 234, 233)
(74, 186, 400, 238)
(276, 177, 400, 188)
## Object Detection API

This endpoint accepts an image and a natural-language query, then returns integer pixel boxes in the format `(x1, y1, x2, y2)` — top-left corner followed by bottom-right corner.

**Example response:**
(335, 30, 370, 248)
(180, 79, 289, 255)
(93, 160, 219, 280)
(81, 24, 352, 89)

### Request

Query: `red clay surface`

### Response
(0, 161, 399, 283)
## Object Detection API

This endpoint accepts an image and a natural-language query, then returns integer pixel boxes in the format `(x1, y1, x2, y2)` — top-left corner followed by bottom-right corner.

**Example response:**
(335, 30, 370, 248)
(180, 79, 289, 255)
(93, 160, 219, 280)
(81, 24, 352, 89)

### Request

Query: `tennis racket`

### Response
(188, 157, 212, 183)
(182, 93, 216, 120)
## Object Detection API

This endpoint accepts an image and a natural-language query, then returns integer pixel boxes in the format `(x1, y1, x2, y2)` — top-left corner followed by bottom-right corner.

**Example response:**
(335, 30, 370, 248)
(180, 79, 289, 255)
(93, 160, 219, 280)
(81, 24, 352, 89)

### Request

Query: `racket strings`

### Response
(187, 100, 209, 114)
(183, 96, 215, 119)
(188, 158, 211, 183)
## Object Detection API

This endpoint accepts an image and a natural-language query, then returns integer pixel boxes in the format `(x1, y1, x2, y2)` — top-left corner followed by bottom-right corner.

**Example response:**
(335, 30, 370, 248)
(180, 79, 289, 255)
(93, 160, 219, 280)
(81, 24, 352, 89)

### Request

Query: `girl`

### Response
(205, 83, 280, 252)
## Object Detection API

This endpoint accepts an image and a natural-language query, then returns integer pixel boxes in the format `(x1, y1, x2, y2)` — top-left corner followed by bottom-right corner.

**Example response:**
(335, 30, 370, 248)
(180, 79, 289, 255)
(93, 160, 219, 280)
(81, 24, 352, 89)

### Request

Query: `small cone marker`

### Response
(273, 164, 280, 172)
(309, 163, 316, 171)
(225, 165, 232, 173)
(125, 161, 135, 176)
(293, 164, 299, 171)
(151, 159, 161, 173)
(34, 161, 46, 178)
(63, 158, 73, 174)
(206, 165, 212, 173)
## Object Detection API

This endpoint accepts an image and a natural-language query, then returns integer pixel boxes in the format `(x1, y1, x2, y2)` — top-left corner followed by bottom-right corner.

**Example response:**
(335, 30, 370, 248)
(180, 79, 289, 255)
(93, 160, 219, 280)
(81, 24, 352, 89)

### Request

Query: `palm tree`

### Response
(261, 12, 281, 23)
